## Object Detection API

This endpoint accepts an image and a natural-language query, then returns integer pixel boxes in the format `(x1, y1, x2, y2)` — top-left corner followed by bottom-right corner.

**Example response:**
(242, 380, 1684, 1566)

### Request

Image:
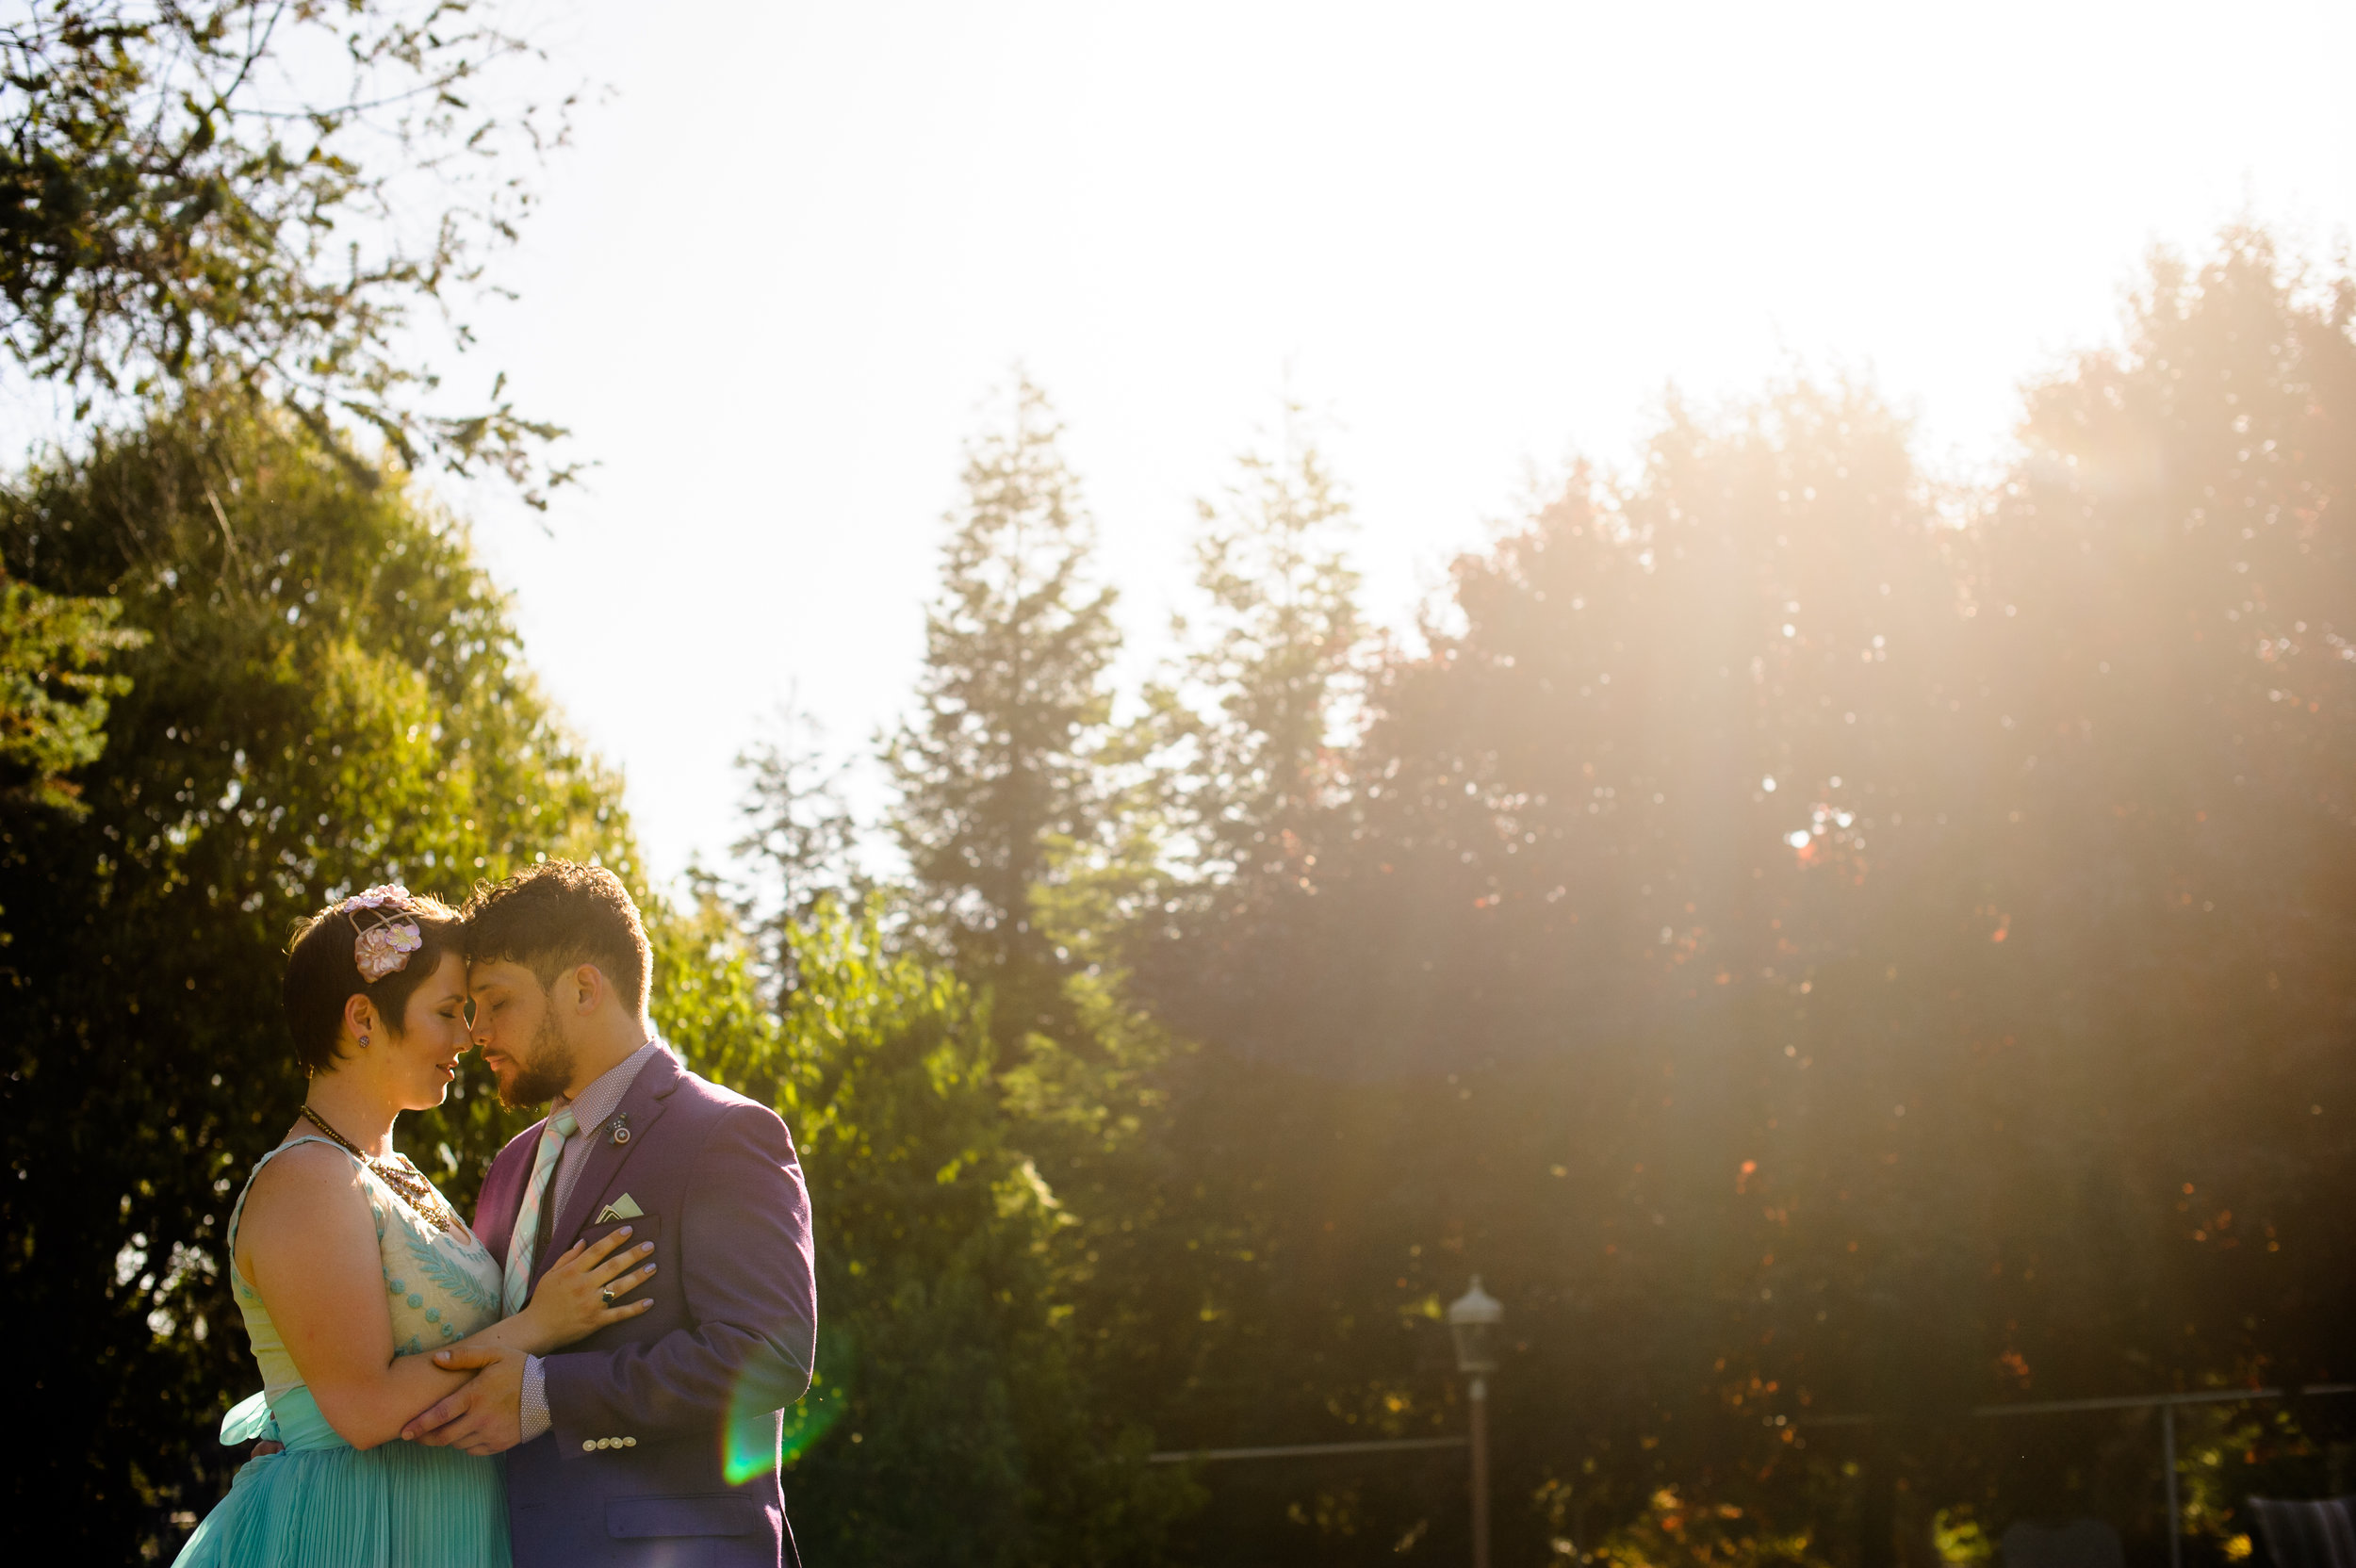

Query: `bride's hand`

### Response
(520, 1228, 657, 1348)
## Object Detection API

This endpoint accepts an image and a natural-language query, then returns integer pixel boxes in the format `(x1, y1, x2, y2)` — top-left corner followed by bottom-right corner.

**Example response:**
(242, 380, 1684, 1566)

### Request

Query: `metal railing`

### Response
(1802, 1381, 2356, 1568)
(1147, 1434, 1468, 1464)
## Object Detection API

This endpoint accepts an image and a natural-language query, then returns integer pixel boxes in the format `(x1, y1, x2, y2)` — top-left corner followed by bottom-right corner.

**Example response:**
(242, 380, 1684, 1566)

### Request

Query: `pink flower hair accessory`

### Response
(344, 884, 425, 982)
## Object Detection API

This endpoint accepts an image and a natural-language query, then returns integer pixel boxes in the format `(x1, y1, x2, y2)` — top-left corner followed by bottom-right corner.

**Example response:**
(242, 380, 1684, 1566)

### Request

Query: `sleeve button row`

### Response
(582, 1436, 638, 1450)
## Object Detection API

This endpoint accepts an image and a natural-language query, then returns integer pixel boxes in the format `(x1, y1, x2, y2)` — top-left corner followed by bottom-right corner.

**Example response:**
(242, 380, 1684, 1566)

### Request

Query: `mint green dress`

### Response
(173, 1136, 513, 1568)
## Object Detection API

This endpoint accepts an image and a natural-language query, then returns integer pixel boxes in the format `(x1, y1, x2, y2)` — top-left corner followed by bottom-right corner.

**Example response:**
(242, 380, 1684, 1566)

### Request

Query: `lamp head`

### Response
(1447, 1275, 1503, 1374)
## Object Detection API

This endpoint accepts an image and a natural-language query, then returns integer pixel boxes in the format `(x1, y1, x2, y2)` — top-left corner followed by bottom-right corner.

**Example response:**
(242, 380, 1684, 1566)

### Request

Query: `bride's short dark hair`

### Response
(461, 861, 651, 1016)
(282, 890, 463, 1075)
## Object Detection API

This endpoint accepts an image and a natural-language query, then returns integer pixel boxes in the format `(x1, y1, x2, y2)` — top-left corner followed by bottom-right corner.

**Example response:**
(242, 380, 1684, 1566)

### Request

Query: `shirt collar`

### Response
(550, 1037, 664, 1137)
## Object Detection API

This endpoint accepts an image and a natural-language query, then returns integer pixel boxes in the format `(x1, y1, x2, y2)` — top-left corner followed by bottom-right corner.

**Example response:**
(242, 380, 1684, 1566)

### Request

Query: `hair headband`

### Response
(343, 884, 424, 982)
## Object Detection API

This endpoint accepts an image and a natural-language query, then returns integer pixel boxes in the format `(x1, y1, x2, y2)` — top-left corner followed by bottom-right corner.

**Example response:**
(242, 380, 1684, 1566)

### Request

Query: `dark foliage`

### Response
(0, 400, 626, 1558)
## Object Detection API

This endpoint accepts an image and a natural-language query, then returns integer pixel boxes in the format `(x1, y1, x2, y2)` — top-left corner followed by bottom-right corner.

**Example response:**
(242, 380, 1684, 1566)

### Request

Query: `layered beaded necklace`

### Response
(298, 1103, 461, 1234)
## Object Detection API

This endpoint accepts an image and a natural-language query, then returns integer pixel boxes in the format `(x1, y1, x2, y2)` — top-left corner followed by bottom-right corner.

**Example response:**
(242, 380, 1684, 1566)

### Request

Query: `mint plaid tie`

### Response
(503, 1107, 578, 1316)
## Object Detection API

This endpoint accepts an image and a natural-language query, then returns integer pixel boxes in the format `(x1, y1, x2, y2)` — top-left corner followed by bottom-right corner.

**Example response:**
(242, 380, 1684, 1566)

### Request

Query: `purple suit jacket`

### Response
(474, 1046, 816, 1568)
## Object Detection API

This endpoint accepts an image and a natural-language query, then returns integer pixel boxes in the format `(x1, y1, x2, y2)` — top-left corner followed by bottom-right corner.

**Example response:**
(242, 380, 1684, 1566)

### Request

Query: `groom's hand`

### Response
(403, 1344, 526, 1455)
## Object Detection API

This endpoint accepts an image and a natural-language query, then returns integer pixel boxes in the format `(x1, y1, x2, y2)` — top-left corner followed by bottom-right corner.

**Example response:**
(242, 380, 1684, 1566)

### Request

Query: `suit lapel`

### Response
(530, 1048, 681, 1290)
(474, 1124, 540, 1265)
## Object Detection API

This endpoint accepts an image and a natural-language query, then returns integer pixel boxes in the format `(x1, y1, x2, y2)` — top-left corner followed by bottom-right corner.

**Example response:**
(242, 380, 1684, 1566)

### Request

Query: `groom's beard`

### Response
(498, 1003, 578, 1109)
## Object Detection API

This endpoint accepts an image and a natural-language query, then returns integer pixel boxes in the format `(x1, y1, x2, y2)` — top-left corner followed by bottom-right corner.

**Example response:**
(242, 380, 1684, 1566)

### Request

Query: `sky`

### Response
(118, 2, 2356, 883)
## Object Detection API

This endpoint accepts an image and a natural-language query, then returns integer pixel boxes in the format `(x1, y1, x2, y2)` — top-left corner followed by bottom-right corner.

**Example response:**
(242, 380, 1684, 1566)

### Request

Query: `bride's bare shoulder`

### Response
(236, 1141, 376, 1284)
(243, 1141, 370, 1217)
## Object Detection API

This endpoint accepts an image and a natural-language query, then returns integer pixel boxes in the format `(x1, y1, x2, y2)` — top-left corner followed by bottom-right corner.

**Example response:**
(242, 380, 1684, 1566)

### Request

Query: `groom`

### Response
(402, 861, 816, 1568)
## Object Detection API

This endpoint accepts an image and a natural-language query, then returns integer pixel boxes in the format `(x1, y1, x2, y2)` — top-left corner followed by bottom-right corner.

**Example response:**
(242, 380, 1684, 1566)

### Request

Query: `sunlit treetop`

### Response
(0, 1, 579, 502)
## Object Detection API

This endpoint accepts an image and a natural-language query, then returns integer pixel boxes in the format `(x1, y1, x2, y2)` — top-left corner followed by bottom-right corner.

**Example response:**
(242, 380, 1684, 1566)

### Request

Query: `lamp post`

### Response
(1448, 1276, 1503, 1568)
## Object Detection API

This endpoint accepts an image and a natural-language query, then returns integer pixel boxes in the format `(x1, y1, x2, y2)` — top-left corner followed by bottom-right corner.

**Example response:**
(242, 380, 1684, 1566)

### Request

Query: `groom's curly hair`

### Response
(461, 860, 651, 1017)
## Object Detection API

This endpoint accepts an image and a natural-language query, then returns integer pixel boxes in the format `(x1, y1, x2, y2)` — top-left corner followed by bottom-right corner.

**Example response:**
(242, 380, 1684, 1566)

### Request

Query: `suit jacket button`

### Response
(623, 1436, 636, 1446)
(581, 1440, 596, 1452)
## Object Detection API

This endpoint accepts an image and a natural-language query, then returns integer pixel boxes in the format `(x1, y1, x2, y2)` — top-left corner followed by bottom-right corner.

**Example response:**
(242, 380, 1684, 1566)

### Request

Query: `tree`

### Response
(730, 699, 864, 994)
(1153, 407, 1366, 887)
(0, 567, 142, 818)
(0, 394, 628, 1557)
(1118, 377, 1983, 1560)
(885, 374, 1121, 1045)
(1, 1, 574, 498)
(1970, 223, 2356, 1407)
(1109, 232, 2356, 1563)
(687, 903, 1202, 1567)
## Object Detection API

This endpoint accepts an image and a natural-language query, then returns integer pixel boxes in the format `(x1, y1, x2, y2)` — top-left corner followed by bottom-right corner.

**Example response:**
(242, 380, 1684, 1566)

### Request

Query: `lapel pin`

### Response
(610, 1112, 631, 1146)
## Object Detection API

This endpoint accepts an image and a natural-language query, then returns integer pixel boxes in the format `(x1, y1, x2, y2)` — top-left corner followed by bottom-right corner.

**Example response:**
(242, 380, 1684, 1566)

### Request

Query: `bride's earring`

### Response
(358, 1033, 370, 1048)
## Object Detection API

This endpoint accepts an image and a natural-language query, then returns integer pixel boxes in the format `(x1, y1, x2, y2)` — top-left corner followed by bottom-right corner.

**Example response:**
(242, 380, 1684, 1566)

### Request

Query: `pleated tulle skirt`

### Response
(172, 1391, 511, 1568)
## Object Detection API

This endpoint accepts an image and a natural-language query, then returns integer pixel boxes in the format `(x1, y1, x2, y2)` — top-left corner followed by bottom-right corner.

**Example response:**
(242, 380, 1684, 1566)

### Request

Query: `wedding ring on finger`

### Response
(600, 1288, 616, 1307)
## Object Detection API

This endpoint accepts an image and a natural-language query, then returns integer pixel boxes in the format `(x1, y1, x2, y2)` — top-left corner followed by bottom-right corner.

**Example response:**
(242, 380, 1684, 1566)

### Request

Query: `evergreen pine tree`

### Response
(730, 699, 863, 995)
(885, 375, 1121, 1045)
(1155, 408, 1365, 888)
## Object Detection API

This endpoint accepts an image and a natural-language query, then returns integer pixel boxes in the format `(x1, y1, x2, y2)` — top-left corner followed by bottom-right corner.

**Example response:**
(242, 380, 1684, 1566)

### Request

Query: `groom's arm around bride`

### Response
(402, 863, 817, 1568)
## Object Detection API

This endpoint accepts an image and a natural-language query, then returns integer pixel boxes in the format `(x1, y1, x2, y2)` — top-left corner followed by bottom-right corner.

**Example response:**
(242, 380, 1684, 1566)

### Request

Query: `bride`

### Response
(175, 886, 658, 1568)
